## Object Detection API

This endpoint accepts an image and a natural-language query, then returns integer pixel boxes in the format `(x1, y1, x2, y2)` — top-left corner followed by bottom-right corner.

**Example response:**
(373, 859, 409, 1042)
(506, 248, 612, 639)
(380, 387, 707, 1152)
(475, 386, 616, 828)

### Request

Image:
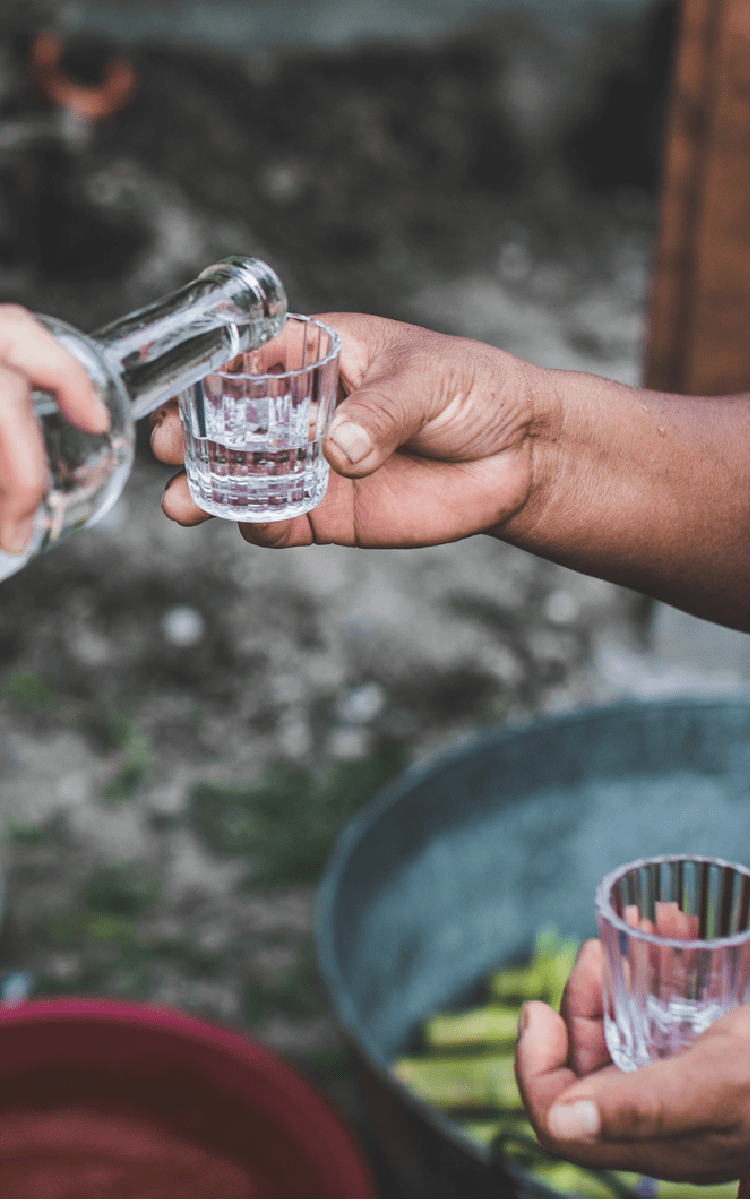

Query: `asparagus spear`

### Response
(393, 1052, 520, 1109)
(490, 926, 579, 1009)
(424, 1004, 520, 1048)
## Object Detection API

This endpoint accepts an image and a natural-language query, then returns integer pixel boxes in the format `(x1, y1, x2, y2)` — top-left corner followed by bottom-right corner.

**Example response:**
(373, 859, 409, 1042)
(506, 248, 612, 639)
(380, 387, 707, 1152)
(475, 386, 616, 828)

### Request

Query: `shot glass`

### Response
(596, 854, 749, 1072)
(178, 314, 340, 522)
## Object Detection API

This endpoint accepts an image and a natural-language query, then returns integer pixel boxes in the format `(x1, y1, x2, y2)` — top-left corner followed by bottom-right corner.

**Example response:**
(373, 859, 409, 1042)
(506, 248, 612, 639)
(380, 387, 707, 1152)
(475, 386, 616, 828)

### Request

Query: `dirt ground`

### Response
(0, 4, 739, 1193)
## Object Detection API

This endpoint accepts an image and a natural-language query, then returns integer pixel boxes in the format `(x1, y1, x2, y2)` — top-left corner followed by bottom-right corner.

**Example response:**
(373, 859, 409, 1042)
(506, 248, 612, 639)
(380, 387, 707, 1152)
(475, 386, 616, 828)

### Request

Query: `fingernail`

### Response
(329, 421, 372, 464)
(517, 1004, 530, 1037)
(548, 1100, 600, 1141)
(0, 518, 34, 555)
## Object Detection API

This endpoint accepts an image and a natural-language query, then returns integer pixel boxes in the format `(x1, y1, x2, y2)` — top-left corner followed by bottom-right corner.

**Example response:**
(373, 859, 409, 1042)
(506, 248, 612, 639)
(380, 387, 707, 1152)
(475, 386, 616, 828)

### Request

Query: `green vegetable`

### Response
(393, 1052, 520, 1109)
(531, 1161, 628, 1199)
(655, 1182, 738, 1199)
(489, 925, 579, 1009)
(424, 1004, 519, 1048)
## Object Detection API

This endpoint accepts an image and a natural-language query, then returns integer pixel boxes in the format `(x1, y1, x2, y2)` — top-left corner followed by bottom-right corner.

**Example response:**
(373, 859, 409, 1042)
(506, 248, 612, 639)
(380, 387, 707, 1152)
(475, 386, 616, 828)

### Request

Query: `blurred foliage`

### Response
(100, 718, 154, 803)
(84, 712, 142, 752)
(46, 910, 139, 946)
(80, 861, 160, 917)
(42, 862, 158, 949)
(3, 816, 55, 846)
(1, 670, 57, 713)
(32, 862, 161, 1000)
(190, 739, 408, 883)
(242, 946, 327, 1023)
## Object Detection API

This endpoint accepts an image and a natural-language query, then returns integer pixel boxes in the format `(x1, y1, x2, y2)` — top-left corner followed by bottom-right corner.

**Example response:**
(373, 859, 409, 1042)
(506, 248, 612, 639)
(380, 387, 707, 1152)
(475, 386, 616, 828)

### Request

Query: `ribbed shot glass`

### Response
(179, 315, 340, 522)
(596, 854, 749, 1072)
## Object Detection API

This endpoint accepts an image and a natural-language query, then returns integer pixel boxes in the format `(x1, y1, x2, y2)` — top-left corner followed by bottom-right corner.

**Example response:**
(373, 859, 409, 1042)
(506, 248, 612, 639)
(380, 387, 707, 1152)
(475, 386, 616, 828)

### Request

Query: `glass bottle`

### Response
(0, 256, 286, 581)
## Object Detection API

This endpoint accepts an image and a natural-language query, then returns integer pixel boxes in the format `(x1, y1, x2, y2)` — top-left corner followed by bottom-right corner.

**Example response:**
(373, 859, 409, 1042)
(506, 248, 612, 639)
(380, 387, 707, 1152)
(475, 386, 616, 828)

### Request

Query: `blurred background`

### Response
(0, 0, 747, 1193)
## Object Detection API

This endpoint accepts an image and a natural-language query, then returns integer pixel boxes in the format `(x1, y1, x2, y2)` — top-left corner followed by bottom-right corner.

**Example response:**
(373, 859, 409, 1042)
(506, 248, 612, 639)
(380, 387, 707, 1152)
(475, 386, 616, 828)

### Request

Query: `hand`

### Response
(150, 310, 748, 629)
(515, 938, 750, 1184)
(150, 312, 545, 549)
(0, 305, 109, 554)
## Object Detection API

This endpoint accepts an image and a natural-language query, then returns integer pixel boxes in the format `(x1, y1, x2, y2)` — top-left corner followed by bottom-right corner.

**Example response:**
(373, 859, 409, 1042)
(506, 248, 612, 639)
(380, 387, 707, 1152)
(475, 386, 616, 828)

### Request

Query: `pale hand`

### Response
(0, 305, 109, 554)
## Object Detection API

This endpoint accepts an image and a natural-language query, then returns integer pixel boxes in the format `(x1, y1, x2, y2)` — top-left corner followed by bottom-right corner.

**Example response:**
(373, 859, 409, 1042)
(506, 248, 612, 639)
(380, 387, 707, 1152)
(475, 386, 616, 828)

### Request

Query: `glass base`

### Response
(185, 453, 329, 523)
(605, 1000, 726, 1073)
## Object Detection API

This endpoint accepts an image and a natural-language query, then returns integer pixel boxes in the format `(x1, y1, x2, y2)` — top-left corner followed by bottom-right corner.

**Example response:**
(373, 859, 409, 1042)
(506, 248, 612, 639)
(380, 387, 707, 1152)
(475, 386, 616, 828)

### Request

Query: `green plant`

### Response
(101, 720, 153, 803)
(80, 862, 160, 917)
(3, 816, 53, 846)
(242, 946, 328, 1022)
(1, 671, 57, 713)
(46, 910, 139, 947)
(190, 739, 408, 884)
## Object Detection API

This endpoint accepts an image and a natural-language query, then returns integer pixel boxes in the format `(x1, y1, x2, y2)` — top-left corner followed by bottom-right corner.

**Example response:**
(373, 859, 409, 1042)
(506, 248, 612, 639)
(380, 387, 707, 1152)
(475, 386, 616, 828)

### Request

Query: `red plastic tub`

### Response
(0, 998, 373, 1198)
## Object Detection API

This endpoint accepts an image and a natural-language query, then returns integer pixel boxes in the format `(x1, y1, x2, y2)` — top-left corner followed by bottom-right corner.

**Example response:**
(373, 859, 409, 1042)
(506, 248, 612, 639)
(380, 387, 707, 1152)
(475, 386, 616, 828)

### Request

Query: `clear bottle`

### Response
(0, 256, 286, 581)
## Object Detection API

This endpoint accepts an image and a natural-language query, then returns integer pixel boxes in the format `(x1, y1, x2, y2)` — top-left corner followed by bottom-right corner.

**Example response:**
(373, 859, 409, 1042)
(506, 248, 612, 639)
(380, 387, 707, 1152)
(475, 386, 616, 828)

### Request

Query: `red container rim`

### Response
(0, 997, 373, 1199)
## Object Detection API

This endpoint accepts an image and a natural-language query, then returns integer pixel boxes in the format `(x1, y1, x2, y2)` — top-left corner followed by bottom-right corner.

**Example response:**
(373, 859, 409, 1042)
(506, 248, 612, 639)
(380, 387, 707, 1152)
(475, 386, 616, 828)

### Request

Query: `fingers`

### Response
(0, 306, 110, 552)
(515, 1000, 577, 1125)
(238, 469, 354, 549)
(239, 517, 310, 549)
(149, 401, 184, 464)
(560, 939, 610, 1076)
(520, 1004, 749, 1182)
(151, 405, 209, 527)
(161, 473, 210, 527)
(0, 305, 109, 434)
(654, 900, 700, 939)
(0, 365, 47, 552)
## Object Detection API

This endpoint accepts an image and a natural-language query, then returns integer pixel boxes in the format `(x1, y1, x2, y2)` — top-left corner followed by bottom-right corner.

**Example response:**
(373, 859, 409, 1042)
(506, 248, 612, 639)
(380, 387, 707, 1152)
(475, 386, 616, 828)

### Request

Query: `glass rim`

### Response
(595, 853, 750, 949)
(211, 314, 341, 380)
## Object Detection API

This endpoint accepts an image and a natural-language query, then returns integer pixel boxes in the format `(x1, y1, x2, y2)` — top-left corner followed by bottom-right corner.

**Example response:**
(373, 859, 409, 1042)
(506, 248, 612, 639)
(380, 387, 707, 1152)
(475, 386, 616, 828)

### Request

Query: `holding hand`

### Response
(0, 305, 109, 554)
(514, 938, 750, 1185)
(151, 312, 540, 549)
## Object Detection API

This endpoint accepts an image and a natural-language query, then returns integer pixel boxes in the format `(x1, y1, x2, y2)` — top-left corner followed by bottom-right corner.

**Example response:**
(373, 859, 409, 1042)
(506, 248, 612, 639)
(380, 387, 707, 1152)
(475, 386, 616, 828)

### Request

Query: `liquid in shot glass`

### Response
(179, 315, 340, 523)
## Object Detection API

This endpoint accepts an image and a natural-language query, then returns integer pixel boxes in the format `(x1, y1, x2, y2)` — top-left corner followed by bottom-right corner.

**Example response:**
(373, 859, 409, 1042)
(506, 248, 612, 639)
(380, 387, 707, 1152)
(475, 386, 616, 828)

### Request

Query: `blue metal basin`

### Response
(316, 696, 749, 1198)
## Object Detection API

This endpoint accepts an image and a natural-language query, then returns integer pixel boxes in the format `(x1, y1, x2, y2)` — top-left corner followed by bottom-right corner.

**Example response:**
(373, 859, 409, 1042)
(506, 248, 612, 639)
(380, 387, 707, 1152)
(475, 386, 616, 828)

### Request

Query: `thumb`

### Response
(324, 371, 432, 479)
(547, 1026, 738, 1145)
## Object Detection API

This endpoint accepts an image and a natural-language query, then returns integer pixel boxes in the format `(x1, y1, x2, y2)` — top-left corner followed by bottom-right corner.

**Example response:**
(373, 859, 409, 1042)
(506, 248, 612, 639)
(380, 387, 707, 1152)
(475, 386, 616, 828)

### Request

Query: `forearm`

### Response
(498, 365, 749, 631)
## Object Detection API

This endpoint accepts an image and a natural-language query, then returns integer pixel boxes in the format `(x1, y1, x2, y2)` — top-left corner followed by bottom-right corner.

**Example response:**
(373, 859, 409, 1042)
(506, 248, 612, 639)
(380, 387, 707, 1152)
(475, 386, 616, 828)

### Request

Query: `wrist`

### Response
(489, 357, 565, 542)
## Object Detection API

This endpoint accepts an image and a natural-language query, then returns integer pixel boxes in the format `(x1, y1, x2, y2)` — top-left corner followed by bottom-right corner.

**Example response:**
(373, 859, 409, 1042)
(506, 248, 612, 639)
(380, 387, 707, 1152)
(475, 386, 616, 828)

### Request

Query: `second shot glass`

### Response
(178, 314, 340, 523)
(596, 854, 749, 1072)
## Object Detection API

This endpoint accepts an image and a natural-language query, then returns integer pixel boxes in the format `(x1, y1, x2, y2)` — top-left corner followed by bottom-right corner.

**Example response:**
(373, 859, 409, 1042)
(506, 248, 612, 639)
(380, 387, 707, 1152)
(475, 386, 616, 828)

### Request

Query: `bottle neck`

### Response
(91, 257, 286, 420)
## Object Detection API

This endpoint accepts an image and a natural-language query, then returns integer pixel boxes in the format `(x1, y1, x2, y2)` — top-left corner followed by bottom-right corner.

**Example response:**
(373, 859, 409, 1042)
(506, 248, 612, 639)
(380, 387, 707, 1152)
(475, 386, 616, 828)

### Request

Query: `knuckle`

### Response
(620, 1092, 666, 1139)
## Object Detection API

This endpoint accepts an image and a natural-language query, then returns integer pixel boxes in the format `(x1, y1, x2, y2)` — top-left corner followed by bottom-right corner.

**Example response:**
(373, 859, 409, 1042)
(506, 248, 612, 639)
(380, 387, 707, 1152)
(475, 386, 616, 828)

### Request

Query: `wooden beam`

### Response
(643, 0, 749, 395)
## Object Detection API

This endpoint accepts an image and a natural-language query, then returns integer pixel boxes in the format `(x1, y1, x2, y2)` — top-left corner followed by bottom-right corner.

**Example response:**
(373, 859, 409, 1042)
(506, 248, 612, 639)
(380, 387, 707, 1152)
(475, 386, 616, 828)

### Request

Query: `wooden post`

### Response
(643, 0, 750, 396)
